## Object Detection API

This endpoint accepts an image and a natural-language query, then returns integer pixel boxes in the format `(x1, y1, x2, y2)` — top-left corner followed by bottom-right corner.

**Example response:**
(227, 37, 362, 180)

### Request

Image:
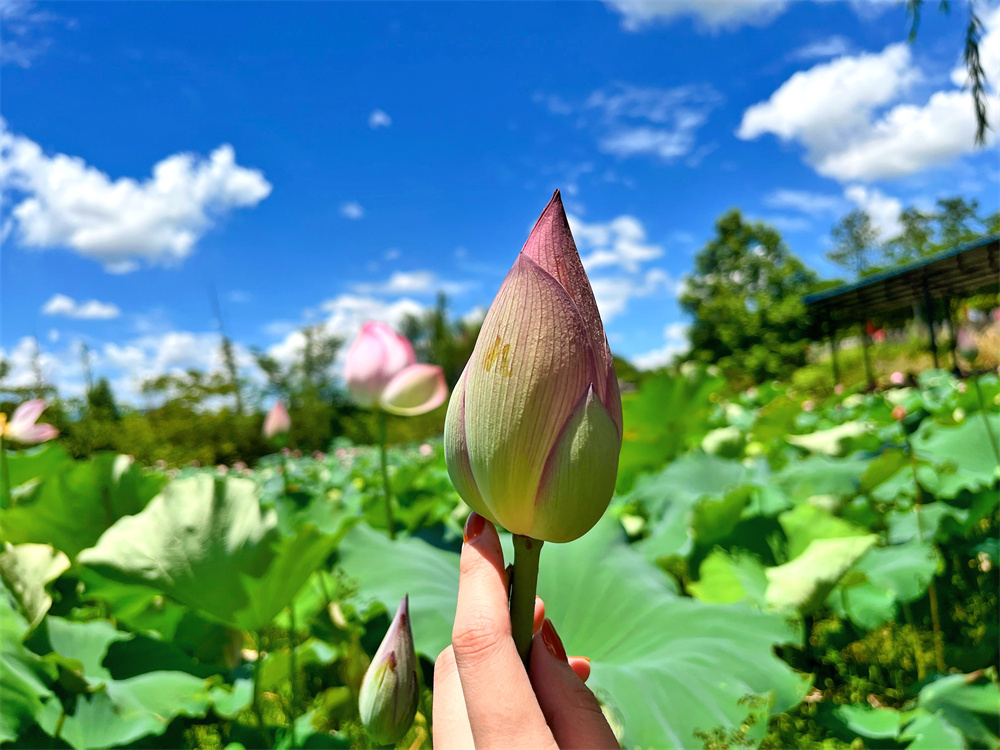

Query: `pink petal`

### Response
(263, 400, 291, 438)
(344, 322, 417, 407)
(8, 399, 47, 431)
(379, 364, 449, 416)
(442, 368, 495, 523)
(11, 423, 59, 445)
(520, 191, 615, 408)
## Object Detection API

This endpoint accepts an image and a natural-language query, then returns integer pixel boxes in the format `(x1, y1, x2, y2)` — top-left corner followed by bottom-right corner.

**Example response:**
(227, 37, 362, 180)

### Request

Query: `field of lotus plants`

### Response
(1, 364, 997, 749)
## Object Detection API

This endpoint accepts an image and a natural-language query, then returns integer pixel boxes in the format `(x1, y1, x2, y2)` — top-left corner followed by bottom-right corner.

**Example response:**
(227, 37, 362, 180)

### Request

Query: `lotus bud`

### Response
(444, 191, 623, 543)
(890, 371, 905, 386)
(0, 400, 59, 445)
(263, 400, 291, 445)
(956, 328, 979, 363)
(344, 322, 449, 416)
(891, 405, 906, 421)
(359, 595, 418, 746)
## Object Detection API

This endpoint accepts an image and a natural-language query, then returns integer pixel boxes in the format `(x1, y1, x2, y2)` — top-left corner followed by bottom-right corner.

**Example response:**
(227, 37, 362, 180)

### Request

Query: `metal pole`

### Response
(921, 276, 939, 369)
(942, 297, 960, 375)
(826, 315, 840, 385)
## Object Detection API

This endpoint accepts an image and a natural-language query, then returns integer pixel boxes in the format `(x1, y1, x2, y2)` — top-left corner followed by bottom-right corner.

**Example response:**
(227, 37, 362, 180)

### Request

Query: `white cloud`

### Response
(227, 290, 251, 303)
(738, 27, 999, 182)
(340, 201, 365, 219)
(353, 270, 473, 296)
(587, 83, 721, 163)
(47, 328, 59, 343)
(631, 322, 690, 371)
(42, 293, 120, 320)
(0, 122, 272, 270)
(384, 247, 401, 260)
(569, 213, 663, 273)
(844, 184, 903, 239)
(590, 268, 678, 320)
(368, 109, 392, 129)
(604, 0, 790, 31)
(0, 1, 66, 68)
(789, 35, 852, 61)
(764, 189, 846, 216)
(762, 215, 814, 233)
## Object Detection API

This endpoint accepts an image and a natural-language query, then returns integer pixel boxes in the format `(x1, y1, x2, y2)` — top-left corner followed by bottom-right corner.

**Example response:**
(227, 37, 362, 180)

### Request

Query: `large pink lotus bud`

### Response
(444, 191, 622, 543)
(0, 400, 59, 445)
(344, 322, 448, 416)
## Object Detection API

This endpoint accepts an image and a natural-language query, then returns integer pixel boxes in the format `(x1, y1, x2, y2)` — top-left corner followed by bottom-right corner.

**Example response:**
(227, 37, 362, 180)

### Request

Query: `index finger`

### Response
(451, 513, 555, 749)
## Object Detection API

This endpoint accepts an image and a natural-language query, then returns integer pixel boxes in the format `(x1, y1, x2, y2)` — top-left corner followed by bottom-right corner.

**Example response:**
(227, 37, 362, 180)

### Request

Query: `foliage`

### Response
(680, 210, 818, 384)
(0, 368, 997, 749)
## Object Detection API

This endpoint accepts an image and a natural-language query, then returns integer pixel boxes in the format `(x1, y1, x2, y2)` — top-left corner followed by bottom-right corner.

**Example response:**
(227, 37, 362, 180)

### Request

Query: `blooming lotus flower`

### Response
(444, 191, 622, 543)
(956, 328, 979, 363)
(0, 400, 58, 445)
(344, 322, 448, 416)
(263, 400, 291, 442)
(359, 596, 418, 745)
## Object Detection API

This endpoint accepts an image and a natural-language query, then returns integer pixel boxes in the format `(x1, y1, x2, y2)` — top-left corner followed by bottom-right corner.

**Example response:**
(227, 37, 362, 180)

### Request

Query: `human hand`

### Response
(433, 512, 620, 749)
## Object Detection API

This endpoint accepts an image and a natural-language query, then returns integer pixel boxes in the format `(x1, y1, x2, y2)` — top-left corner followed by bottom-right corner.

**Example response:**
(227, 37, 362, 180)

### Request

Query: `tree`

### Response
(828, 210, 880, 277)
(884, 207, 933, 264)
(680, 210, 817, 384)
(400, 293, 482, 388)
(934, 197, 981, 249)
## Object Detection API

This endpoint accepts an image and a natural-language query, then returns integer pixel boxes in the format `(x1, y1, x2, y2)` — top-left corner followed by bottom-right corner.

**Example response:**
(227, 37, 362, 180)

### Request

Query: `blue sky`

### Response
(2, 0, 998, 401)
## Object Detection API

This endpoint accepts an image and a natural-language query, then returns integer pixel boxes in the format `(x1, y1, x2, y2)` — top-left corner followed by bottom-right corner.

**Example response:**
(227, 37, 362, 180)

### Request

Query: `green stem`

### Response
(288, 605, 298, 748)
(510, 535, 543, 666)
(0, 437, 10, 509)
(377, 412, 396, 540)
(280, 453, 291, 496)
(973, 378, 1000, 463)
(904, 432, 947, 674)
(53, 706, 66, 740)
(253, 632, 274, 749)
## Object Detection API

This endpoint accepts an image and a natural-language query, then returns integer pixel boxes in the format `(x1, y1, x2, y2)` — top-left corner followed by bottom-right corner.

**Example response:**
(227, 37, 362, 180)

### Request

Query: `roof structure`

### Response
(804, 234, 1000, 325)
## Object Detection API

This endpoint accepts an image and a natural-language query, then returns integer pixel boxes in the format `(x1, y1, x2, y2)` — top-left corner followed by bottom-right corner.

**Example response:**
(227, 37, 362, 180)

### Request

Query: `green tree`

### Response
(680, 209, 817, 385)
(828, 210, 879, 277)
(884, 207, 933, 264)
(400, 293, 482, 388)
(934, 197, 982, 249)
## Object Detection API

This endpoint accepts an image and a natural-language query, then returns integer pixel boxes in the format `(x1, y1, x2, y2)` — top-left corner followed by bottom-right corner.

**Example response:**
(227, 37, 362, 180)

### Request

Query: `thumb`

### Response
(528, 619, 619, 749)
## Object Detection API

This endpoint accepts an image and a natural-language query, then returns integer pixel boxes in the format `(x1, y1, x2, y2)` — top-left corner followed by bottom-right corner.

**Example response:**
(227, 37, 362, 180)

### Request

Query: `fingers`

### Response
(569, 656, 591, 683)
(433, 646, 475, 750)
(534, 596, 545, 633)
(529, 619, 620, 750)
(452, 513, 556, 749)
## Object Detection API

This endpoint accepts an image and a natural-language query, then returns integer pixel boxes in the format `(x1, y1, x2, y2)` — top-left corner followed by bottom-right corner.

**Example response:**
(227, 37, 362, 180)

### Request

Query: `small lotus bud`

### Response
(359, 596, 418, 746)
(892, 405, 906, 421)
(444, 191, 622, 543)
(834, 384, 844, 395)
(344, 322, 448, 415)
(263, 401, 291, 444)
(890, 371, 905, 386)
(802, 400, 815, 412)
(956, 328, 979, 364)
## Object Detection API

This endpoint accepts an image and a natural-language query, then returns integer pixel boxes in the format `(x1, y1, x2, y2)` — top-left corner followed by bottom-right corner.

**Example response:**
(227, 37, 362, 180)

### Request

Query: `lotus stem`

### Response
(254, 631, 274, 749)
(377, 411, 396, 540)
(0, 437, 10, 508)
(973, 378, 1000, 462)
(510, 535, 543, 666)
(288, 604, 298, 748)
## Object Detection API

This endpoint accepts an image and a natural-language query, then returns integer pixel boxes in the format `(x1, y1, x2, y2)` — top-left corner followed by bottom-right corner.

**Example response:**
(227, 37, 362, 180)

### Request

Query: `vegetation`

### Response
(1, 367, 997, 749)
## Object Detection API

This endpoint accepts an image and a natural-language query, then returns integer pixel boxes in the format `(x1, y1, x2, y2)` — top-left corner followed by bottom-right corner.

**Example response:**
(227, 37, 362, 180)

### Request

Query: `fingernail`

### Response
(463, 512, 485, 543)
(540, 619, 567, 662)
(571, 655, 591, 663)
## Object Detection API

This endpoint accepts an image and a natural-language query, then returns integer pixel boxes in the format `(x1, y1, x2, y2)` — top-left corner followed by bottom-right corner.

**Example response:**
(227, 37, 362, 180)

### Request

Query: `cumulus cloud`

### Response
(0, 122, 272, 270)
(844, 184, 903, 239)
(352, 270, 474, 296)
(789, 35, 853, 61)
(604, 0, 790, 31)
(590, 268, 679, 320)
(738, 22, 999, 182)
(340, 201, 365, 219)
(631, 322, 690, 371)
(42, 293, 120, 320)
(569, 212, 664, 273)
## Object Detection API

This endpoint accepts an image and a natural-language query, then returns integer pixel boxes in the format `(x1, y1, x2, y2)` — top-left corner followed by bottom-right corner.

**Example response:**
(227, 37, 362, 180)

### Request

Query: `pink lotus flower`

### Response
(444, 191, 622, 543)
(892, 405, 906, 421)
(956, 328, 979, 363)
(0, 400, 58, 445)
(263, 400, 291, 440)
(890, 371, 905, 386)
(344, 322, 448, 416)
(834, 384, 844, 395)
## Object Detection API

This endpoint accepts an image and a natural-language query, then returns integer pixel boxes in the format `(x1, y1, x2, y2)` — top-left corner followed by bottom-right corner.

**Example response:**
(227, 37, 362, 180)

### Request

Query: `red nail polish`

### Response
(463, 512, 485, 543)
(541, 619, 567, 662)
